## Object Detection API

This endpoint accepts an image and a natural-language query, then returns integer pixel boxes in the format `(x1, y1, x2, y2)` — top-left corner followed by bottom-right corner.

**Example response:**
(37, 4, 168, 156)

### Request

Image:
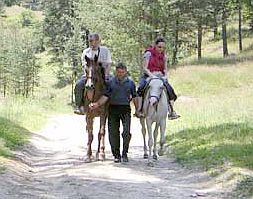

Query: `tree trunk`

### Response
(213, 10, 219, 40)
(197, 23, 202, 60)
(172, 19, 179, 66)
(238, 0, 243, 52)
(222, 5, 228, 57)
(213, 26, 218, 40)
(249, 19, 253, 31)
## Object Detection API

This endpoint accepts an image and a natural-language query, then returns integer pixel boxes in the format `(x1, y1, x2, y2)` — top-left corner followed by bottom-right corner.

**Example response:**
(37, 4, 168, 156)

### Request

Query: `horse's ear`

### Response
(94, 54, 98, 62)
(100, 66, 105, 80)
(85, 55, 90, 65)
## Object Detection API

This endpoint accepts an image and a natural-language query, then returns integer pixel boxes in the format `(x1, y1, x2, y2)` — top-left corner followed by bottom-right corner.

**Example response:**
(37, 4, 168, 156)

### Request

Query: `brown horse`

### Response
(83, 55, 107, 162)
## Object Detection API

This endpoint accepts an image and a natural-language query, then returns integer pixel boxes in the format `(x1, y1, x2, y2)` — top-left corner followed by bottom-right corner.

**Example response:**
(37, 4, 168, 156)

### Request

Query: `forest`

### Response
(0, 1, 253, 198)
(1, 0, 253, 97)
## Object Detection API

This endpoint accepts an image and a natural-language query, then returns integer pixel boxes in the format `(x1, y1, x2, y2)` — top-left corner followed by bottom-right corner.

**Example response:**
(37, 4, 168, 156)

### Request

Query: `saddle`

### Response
(139, 77, 170, 114)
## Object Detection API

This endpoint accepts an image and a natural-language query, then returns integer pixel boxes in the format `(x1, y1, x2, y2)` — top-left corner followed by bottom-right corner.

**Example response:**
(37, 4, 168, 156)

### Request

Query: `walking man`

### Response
(89, 63, 138, 163)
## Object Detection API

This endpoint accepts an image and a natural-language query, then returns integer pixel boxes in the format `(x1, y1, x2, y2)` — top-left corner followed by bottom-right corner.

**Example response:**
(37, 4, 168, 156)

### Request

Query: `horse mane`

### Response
(84, 55, 106, 109)
(143, 78, 168, 119)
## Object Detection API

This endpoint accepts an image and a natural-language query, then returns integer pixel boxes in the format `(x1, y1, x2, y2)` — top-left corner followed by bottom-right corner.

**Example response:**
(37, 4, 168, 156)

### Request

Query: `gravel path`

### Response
(0, 114, 228, 199)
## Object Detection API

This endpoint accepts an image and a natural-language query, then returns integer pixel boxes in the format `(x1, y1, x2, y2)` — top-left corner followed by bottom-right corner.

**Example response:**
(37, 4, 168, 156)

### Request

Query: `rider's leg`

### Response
(74, 76, 86, 115)
(163, 80, 180, 120)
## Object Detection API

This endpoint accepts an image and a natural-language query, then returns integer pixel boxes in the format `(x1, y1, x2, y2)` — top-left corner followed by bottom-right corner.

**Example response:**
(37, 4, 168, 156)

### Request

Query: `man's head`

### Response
(115, 62, 128, 80)
(154, 37, 166, 54)
(88, 33, 100, 50)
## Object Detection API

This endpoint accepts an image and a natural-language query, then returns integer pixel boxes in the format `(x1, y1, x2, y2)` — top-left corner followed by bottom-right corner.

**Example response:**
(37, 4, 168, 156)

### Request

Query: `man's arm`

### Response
(89, 95, 109, 110)
(130, 81, 139, 111)
(143, 51, 154, 77)
(81, 50, 88, 76)
(89, 78, 111, 110)
(104, 63, 111, 77)
(163, 55, 168, 77)
(102, 47, 112, 78)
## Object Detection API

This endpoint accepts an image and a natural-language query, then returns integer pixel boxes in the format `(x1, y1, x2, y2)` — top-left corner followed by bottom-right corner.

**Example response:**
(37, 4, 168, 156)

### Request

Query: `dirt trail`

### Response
(0, 114, 229, 199)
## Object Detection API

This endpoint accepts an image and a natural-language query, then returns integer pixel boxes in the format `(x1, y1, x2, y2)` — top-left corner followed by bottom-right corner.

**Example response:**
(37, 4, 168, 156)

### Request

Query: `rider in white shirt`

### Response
(74, 33, 112, 115)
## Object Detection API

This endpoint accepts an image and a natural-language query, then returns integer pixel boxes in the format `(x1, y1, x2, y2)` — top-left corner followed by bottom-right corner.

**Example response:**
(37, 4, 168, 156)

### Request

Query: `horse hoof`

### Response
(158, 150, 164, 156)
(98, 154, 105, 161)
(147, 161, 154, 167)
(153, 154, 158, 160)
(143, 154, 148, 159)
(84, 157, 92, 163)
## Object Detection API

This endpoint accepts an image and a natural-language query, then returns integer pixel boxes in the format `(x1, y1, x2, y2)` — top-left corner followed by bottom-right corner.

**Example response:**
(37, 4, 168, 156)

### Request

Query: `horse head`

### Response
(147, 77, 165, 106)
(84, 55, 105, 102)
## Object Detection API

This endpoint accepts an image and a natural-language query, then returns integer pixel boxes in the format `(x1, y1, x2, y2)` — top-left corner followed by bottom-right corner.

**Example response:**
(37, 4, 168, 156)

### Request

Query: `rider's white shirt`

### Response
(81, 46, 112, 70)
(81, 46, 112, 77)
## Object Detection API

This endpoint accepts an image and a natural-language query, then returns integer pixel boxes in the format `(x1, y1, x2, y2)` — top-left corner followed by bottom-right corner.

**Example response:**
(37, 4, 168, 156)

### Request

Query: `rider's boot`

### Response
(168, 100, 180, 120)
(74, 105, 85, 115)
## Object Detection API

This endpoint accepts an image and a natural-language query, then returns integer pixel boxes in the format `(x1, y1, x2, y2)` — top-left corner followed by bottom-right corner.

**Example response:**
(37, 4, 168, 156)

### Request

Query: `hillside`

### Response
(0, 4, 253, 198)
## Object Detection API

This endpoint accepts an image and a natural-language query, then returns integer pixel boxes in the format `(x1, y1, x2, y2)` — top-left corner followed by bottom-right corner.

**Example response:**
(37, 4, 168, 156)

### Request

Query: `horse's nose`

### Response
(85, 85, 95, 90)
(149, 97, 158, 106)
(85, 78, 94, 90)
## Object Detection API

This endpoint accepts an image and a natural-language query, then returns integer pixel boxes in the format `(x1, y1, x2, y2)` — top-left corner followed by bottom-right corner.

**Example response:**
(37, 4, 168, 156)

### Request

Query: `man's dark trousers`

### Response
(108, 105, 132, 158)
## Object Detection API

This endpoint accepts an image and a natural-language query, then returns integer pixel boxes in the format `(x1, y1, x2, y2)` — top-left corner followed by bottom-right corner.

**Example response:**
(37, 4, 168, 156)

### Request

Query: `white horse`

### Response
(140, 77, 169, 166)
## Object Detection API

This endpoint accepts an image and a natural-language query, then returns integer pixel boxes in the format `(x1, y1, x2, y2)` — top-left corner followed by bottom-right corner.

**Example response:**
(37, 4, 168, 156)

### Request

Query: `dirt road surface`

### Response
(0, 114, 230, 199)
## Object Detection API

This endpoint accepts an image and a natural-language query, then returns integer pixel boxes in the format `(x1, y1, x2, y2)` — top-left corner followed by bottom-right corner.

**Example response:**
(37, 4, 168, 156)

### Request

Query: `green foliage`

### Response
(41, 0, 253, 81)
(229, 176, 253, 198)
(166, 39, 253, 199)
(0, 116, 29, 157)
(43, 0, 82, 85)
(3, 0, 19, 7)
(0, 1, 4, 15)
(169, 123, 253, 170)
(19, 10, 37, 27)
(0, 9, 42, 97)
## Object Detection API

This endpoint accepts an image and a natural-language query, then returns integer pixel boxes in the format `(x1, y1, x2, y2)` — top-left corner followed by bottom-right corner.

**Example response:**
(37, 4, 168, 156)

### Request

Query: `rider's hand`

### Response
(149, 74, 155, 78)
(89, 102, 99, 110)
(161, 75, 167, 80)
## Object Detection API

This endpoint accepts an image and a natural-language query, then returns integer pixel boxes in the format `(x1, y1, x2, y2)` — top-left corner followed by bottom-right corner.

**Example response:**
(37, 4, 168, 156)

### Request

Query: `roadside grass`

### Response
(167, 55, 253, 197)
(168, 59, 253, 167)
(0, 116, 29, 157)
(0, 6, 72, 159)
(183, 29, 253, 66)
(0, 51, 72, 158)
(228, 175, 253, 198)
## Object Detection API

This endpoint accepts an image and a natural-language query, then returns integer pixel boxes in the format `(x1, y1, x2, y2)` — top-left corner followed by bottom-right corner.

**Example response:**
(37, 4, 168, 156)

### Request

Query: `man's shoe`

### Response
(74, 106, 85, 115)
(114, 156, 121, 163)
(122, 155, 129, 162)
(168, 111, 180, 120)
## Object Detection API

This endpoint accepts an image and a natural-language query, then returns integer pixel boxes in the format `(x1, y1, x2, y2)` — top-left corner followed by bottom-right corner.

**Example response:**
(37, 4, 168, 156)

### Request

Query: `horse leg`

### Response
(153, 123, 159, 160)
(96, 115, 106, 161)
(146, 119, 154, 166)
(140, 118, 148, 159)
(158, 120, 166, 156)
(86, 115, 94, 162)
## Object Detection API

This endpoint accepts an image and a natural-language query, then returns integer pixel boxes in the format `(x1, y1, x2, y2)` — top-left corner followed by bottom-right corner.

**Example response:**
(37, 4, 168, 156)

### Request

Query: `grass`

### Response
(168, 56, 253, 169)
(229, 176, 253, 198)
(0, 51, 72, 158)
(167, 36, 253, 197)
(0, 116, 29, 157)
(0, 6, 73, 159)
(0, 4, 253, 197)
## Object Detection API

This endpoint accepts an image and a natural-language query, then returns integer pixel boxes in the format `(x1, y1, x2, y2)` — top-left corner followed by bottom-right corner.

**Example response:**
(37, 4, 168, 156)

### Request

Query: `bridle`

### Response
(147, 77, 165, 113)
